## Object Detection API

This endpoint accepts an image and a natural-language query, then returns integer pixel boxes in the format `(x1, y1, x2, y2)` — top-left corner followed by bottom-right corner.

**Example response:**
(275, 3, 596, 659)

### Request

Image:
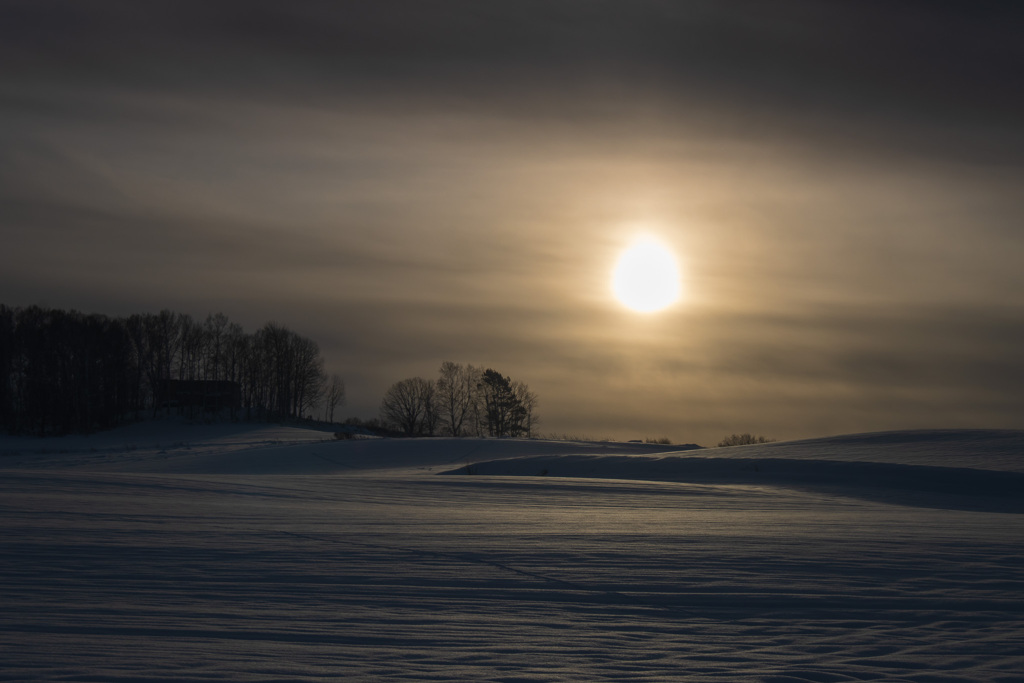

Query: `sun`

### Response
(612, 237, 682, 313)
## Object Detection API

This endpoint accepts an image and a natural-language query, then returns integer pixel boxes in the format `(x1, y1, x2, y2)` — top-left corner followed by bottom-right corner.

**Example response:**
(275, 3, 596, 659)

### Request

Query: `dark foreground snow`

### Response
(1, 425, 1022, 681)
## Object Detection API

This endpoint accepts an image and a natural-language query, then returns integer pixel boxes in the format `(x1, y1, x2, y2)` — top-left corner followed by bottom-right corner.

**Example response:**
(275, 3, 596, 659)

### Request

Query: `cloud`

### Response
(4, 2, 1022, 160)
(2, 1, 1022, 442)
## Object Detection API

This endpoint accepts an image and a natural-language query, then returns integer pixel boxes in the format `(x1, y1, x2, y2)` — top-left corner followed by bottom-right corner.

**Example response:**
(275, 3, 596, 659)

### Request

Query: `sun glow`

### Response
(612, 237, 681, 313)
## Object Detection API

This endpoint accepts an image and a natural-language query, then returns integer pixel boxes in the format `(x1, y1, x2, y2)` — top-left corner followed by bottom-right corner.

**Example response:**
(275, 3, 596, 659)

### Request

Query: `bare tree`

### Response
(512, 380, 539, 438)
(145, 310, 180, 416)
(466, 364, 486, 436)
(222, 322, 246, 420)
(125, 313, 152, 420)
(323, 374, 346, 423)
(203, 312, 229, 382)
(247, 322, 328, 421)
(380, 377, 432, 436)
(290, 334, 325, 419)
(436, 361, 479, 436)
(420, 378, 439, 436)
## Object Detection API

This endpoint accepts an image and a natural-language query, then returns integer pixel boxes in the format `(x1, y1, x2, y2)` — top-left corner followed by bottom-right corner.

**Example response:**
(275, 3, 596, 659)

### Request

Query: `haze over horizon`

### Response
(2, 1, 1022, 445)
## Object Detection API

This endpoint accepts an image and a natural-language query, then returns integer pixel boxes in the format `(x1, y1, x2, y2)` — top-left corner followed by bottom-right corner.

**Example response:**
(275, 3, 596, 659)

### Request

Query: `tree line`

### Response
(380, 362, 538, 437)
(0, 305, 344, 436)
(717, 433, 775, 447)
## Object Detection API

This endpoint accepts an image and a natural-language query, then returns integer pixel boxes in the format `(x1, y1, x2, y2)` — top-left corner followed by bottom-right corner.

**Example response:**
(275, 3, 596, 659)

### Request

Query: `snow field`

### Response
(1, 426, 1022, 681)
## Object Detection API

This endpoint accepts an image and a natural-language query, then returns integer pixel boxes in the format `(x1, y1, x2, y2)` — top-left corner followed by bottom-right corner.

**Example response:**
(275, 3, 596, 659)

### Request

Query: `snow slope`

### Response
(1, 424, 1022, 681)
(440, 429, 1024, 513)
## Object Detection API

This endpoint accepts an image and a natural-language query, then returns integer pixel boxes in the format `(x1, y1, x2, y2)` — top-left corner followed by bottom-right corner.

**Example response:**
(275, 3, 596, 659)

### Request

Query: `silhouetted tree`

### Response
(0, 307, 136, 434)
(718, 433, 775, 447)
(323, 374, 346, 423)
(377, 364, 538, 439)
(512, 380, 539, 438)
(145, 310, 180, 416)
(436, 361, 480, 436)
(124, 314, 151, 420)
(0, 306, 14, 432)
(290, 334, 325, 419)
(419, 378, 440, 436)
(479, 369, 537, 437)
(221, 321, 246, 420)
(0, 305, 338, 435)
(380, 377, 432, 436)
(203, 313, 228, 383)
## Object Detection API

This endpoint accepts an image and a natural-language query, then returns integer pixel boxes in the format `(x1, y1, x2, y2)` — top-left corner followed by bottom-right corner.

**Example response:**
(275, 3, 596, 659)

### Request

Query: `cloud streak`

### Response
(2, 1, 1022, 443)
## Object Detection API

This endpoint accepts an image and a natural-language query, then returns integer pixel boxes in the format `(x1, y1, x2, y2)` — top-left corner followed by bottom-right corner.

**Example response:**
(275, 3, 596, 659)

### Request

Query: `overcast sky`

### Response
(2, 1, 1022, 444)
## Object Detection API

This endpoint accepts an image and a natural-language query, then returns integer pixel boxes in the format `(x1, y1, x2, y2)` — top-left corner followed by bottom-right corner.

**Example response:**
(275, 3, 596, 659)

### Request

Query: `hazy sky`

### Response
(2, 1, 1022, 444)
